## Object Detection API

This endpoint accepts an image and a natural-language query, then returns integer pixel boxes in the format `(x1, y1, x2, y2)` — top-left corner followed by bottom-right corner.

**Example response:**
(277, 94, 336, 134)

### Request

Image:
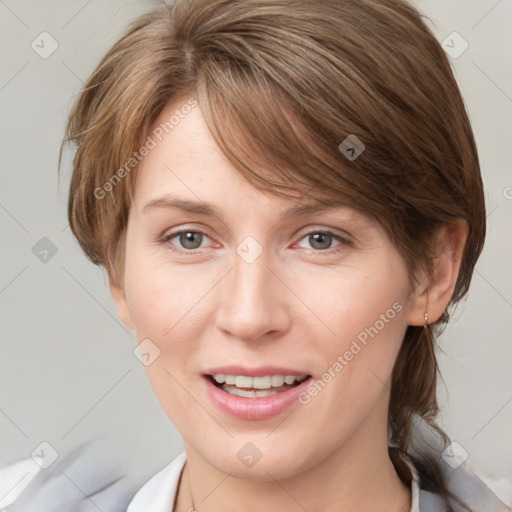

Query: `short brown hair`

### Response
(60, 0, 485, 507)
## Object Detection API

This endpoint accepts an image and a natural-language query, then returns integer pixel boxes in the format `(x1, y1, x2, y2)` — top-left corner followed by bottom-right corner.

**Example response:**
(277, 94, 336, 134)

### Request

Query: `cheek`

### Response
(121, 247, 177, 362)
(123, 247, 223, 394)
(304, 258, 411, 403)
(123, 233, 193, 333)
(123, 259, 209, 425)
(309, 261, 409, 349)
(126, 264, 202, 348)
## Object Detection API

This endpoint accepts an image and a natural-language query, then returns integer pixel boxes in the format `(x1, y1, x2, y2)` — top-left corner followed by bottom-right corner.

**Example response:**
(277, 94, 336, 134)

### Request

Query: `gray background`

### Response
(1, 0, 511, 499)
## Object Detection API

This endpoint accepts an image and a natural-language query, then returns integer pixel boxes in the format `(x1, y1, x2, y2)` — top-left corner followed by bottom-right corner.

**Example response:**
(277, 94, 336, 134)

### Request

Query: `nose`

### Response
(215, 244, 292, 343)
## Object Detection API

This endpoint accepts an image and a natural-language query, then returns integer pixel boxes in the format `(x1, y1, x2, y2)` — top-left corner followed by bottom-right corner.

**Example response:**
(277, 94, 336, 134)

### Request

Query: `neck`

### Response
(174, 398, 411, 512)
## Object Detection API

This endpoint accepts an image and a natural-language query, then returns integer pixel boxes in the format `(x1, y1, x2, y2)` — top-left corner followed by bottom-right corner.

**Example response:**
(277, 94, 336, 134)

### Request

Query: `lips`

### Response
(202, 366, 313, 420)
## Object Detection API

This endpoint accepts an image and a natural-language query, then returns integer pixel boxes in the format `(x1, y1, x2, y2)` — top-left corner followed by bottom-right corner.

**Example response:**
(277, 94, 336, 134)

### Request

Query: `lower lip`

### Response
(203, 375, 313, 421)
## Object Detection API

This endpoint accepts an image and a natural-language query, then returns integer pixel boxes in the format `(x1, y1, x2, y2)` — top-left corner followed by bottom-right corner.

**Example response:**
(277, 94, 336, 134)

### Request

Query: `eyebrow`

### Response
(142, 196, 340, 219)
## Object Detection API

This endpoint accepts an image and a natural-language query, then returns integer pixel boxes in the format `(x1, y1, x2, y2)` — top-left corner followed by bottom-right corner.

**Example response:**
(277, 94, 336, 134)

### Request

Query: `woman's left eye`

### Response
(296, 230, 348, 254)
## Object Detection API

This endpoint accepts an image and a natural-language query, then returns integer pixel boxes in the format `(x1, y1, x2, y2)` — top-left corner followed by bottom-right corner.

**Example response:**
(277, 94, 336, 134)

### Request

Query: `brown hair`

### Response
(59, 0, 485, 508)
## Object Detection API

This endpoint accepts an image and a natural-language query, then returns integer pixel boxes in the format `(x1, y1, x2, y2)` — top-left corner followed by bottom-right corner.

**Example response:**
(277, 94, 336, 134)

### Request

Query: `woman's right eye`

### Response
(163, 230, 212, 254)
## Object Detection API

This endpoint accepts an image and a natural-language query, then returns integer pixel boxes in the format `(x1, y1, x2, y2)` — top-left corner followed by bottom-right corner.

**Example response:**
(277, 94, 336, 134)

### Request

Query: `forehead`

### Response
(134, 100, 233, 198)
(131, 96, 373, 230)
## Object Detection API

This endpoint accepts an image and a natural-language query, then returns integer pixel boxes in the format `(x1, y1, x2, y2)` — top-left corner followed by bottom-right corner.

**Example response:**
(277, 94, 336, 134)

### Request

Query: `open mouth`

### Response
(206, 373, 312, 398)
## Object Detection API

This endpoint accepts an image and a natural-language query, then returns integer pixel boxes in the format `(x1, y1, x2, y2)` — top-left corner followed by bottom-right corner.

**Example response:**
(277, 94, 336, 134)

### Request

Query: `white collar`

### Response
(401, 452, 422, 512)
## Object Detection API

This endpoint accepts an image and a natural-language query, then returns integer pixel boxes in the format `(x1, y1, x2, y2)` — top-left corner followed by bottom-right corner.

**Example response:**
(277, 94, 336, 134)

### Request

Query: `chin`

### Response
(198, 435, 317, 482)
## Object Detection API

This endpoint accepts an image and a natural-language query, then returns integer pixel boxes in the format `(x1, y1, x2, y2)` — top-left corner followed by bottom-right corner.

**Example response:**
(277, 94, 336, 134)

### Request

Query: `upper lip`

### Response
(203, 365, 311, 377)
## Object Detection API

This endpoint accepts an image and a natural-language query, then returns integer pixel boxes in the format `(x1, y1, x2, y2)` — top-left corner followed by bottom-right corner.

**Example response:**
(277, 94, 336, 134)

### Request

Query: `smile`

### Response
(210, 374, 309, 398)
(202, 368, 313, 420)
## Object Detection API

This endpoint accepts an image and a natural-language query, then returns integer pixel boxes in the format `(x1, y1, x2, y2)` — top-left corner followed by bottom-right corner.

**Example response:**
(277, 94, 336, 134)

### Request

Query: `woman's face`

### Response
(113, 98, 419, 480)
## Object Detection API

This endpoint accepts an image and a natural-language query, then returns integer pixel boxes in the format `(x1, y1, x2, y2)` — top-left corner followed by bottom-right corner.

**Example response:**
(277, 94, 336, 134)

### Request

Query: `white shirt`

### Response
(126, 451, 421, 512)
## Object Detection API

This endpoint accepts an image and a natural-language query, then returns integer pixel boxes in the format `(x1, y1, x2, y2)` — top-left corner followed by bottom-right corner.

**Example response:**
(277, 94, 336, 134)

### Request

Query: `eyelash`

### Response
(161, 228, 352, 256)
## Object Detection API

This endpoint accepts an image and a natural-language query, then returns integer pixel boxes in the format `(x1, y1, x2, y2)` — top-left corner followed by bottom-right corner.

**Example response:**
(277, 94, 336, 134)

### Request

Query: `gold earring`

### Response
(424, 291, 429, 329)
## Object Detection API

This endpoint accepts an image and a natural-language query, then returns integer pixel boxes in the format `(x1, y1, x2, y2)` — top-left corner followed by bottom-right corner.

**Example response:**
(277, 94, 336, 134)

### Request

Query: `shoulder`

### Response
(414, 461, 512, 512)
(0, 433, 183, 512)
(403, 418, 512, 512)
(126, 451, 187, 512)
(395, 442, 511, 512)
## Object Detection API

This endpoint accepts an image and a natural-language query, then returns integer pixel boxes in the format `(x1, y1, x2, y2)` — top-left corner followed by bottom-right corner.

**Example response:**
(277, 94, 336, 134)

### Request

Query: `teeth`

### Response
(212, 374, 308, 390)
(236, 375, 253, 388)
(226, 387, 280, 398)
(271, 375, 284, 387)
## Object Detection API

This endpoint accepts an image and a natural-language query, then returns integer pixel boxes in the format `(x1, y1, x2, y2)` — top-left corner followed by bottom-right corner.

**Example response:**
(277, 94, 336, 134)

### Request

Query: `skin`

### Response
(110, 97, 468, 512)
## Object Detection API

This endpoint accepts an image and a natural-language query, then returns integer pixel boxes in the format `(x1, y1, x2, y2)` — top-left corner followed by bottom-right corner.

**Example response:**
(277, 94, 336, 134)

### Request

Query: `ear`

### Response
(108, 274, 134, 330)
(407, 220, 468, 326)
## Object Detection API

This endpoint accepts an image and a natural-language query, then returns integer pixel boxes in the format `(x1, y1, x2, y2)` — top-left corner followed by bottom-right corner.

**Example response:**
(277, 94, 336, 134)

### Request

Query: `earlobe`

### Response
(108, 275, 134, 330)
(407, 220, 468, 326)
